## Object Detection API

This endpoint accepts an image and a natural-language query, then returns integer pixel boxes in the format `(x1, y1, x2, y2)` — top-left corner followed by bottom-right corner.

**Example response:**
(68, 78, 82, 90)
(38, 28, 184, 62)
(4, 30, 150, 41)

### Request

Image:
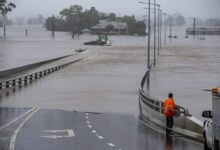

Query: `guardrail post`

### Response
(24, 76, 28, 85)
(6, 81, 9, 88)
(35, 73, 38, 79)
(12, 80, 16, 86)
(39, 72, 42, 77)
(0, 83, 2, 90)
(18, 78, 22, 85)
(30, 75, 33, 81)
(184, 108, 191, 116)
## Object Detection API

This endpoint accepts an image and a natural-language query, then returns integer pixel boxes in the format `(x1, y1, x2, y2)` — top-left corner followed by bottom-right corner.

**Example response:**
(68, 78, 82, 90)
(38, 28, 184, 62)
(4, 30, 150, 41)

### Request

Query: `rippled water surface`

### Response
(0, 25, 219, 120)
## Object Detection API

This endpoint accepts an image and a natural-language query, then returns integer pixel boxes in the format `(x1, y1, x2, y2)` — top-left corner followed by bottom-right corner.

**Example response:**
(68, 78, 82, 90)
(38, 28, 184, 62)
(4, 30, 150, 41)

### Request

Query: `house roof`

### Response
(81, 28, 91, 32)
(91, 21, 128, 30)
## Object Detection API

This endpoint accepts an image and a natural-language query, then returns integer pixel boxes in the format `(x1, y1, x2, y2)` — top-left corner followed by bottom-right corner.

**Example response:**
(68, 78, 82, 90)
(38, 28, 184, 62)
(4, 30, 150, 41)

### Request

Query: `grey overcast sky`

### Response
(8, 0, 220, 19)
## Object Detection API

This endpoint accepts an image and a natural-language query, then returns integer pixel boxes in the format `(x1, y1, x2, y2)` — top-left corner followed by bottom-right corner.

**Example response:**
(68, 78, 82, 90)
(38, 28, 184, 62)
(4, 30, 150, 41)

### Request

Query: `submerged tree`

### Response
(0, 2, 16, 37)
(172, 13, 185, 26)
(45, 5, 146, 36)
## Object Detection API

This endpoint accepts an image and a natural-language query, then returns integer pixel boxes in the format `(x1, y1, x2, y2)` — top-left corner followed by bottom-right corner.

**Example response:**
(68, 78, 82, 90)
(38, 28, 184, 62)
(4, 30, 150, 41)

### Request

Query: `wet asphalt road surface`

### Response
(0, 107, 202, 150)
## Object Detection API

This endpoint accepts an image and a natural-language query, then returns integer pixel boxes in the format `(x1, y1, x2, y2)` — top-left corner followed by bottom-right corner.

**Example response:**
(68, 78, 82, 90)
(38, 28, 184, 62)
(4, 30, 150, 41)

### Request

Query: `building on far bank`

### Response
(186, 27, 220, 35)
(91, 20, 128, 35)
(81, 28, 91, 34)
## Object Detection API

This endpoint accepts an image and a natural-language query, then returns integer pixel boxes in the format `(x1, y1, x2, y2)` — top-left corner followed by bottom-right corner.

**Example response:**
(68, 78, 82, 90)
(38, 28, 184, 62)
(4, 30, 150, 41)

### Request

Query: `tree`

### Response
(90, 7, 99, 26)
(132, 21, 146, 35)
(60, 5, 83, 36)
(106, 24, 114, 32)
(173, 13, 185, 26)
(118, 15, 136, 34)
(0, 2, 16, 37)
(109, 13, 116, 21)
(27, 15, 44, 25)
(45, 5, 146, 36)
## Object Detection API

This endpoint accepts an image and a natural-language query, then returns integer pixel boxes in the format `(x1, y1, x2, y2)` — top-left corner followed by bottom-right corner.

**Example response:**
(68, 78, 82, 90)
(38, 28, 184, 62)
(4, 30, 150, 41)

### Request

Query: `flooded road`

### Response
(0, 25, 90, 70)
(0, 25, 220, 121)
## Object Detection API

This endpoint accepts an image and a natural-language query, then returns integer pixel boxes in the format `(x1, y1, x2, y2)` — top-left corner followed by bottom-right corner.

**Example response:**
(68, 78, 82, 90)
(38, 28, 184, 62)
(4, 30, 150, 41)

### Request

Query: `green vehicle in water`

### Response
(84, 35, 112, 46)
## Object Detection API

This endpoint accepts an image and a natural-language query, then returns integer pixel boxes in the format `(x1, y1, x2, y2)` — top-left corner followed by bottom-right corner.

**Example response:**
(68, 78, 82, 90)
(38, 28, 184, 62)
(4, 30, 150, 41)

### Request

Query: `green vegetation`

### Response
(45, 5, 146, 36)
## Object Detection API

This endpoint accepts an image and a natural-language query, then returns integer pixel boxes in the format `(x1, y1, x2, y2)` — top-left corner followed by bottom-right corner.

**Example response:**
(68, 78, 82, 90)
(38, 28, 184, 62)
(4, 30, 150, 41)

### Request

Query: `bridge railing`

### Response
(0, 59, 82, 93)
(139, 89, 192, 117)
(139, 70, 203, 141)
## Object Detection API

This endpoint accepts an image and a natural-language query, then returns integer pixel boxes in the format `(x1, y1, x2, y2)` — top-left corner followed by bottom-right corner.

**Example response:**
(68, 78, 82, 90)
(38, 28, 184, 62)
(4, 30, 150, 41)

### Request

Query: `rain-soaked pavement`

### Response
(0, 107, 202, 150)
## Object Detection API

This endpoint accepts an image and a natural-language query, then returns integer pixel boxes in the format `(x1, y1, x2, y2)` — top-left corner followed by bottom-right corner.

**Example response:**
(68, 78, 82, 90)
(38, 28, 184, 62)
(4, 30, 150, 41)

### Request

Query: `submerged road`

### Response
(0, 107, 202, 150)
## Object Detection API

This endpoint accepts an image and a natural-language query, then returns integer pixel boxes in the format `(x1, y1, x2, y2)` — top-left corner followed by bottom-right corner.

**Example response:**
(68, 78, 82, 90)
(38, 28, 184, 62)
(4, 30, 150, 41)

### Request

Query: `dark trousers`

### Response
(166, 116, 174, 134)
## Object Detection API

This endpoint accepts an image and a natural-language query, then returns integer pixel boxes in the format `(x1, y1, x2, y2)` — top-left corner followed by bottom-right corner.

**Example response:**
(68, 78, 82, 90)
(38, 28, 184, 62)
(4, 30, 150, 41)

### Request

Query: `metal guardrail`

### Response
(0, 59, 82, 93)
(139, 89, 191, 117)
(139, 70, 192, 117)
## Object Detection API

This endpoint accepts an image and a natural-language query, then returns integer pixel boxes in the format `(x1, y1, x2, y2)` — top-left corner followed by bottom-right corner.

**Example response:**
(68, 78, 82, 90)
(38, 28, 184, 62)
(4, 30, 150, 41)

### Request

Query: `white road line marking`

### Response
(41, 129, 75, 139)
(88, 125, 92, 128)
(0, 108, 36, 131)
(98, 136, 104, 139)
(86, 121, 90, 124)
(92, 130, 96, 133)
(41, 135, 63, 139)
(107, 143, 115, 147)
(65, 129, 75, 138)
(9, 108, 39, 150)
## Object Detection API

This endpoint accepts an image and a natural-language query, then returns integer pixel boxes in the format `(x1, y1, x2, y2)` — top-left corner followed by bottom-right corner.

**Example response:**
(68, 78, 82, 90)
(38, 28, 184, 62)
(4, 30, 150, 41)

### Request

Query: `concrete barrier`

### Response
(0, 54, 73, 78)
(139, 71, 203, 141)
(0, 58, 83, 94)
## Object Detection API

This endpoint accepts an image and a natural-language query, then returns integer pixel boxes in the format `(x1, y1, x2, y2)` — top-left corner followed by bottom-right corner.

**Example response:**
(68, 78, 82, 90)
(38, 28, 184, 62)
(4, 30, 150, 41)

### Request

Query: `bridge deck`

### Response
(0, 108, 202, 150)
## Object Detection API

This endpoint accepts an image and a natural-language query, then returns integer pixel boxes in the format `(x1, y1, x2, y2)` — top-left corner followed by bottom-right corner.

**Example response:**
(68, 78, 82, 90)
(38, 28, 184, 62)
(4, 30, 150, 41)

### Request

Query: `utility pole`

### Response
(157, 6, 160, 55)
(0, 1, 16, 38)
(140, 1, 161, 68)
(153, 0, 156, 65)
(77, 12, 79, 37)
(163, 13, 167, 46)
(168, 15, 172, 43)
(51, 15, 55, 39)
(193, 17, 196, 38)
(147, 0, 151, 69)
(159, 10, 162, 49)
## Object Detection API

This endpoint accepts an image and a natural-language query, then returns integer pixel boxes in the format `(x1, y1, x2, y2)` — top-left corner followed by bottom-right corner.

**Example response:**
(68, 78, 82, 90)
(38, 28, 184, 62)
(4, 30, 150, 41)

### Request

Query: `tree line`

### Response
(45, 5, 146, 35)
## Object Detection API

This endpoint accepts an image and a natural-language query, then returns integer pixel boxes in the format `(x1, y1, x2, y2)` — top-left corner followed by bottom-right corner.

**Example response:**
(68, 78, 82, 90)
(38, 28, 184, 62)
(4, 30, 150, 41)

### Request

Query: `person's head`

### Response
(168, 93, 173, 98)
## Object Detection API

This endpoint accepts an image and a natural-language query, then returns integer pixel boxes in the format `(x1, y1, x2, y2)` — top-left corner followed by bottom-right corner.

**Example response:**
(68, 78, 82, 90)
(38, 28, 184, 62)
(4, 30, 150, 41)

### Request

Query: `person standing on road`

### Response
(164, 93, 176, 135)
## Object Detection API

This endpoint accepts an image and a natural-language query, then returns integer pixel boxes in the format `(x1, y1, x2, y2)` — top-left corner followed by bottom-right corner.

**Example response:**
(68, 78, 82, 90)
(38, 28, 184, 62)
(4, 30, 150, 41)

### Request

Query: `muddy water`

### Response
(148, 35, 220, 121)
(0, 25, 220, 120)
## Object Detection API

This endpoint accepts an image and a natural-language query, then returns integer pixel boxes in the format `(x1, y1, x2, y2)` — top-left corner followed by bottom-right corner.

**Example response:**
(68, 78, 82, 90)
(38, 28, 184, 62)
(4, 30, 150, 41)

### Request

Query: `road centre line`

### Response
(9, 108, 40, 150)
(84, 113, 123, 150)
(0, 107, 36, 131)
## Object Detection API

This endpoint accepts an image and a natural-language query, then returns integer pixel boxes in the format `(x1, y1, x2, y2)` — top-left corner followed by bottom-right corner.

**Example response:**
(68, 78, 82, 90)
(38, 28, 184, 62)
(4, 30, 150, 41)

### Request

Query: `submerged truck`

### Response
(203, 88, 220, 150)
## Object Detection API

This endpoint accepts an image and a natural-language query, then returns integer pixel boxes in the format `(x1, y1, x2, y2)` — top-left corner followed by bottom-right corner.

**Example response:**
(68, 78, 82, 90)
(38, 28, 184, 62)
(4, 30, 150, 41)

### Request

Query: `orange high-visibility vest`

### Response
(164, 98, 175, 117)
